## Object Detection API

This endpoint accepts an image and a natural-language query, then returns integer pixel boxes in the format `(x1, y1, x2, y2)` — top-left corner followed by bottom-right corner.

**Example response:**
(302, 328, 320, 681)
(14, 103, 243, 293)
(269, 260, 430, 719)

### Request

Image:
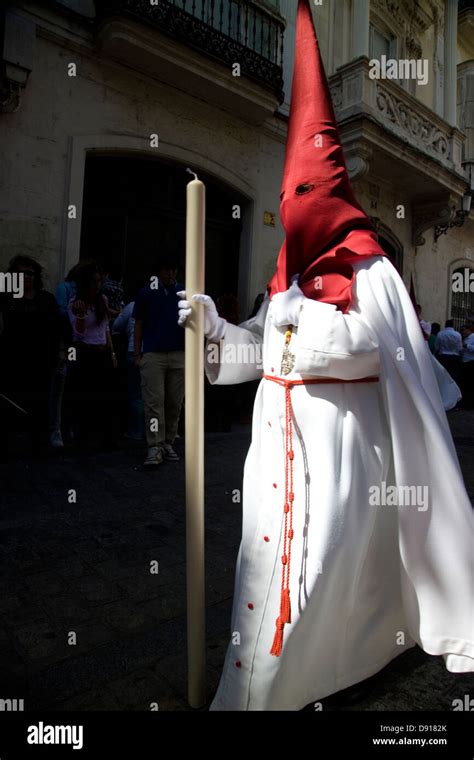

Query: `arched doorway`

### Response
(80, 154, 249, 307)
(376, 222, 404, 275)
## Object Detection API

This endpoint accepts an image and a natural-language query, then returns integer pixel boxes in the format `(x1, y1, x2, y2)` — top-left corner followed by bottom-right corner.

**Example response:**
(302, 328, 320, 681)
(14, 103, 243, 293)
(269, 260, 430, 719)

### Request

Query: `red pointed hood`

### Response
(268, 0, 385, 312)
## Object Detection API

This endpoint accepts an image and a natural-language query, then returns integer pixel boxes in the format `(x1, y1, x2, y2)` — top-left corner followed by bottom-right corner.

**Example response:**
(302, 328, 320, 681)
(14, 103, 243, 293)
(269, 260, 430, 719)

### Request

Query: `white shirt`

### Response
(420, 319, 431, 337)
(435, 327, 462, 356)
(462, 332, 474, 363)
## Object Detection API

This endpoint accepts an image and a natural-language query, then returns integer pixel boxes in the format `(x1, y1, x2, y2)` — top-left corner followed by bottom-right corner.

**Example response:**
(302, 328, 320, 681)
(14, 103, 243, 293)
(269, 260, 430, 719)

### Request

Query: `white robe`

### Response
(206, 255, 474, 711)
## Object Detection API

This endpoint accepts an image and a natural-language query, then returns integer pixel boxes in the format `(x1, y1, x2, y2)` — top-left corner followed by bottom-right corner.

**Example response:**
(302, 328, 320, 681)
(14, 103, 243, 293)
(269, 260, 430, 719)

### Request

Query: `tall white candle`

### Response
(185, 172, 206, 708)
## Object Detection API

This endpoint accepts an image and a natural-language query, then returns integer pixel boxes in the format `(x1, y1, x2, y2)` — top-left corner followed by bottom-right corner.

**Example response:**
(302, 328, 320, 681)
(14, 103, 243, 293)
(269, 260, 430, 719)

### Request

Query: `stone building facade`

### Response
(0, 0, 473, 324)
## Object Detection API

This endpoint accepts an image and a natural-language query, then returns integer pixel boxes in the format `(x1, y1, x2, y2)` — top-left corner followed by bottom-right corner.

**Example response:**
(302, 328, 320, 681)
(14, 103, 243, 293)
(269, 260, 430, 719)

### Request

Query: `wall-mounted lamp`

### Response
(434, 190, 472, 242)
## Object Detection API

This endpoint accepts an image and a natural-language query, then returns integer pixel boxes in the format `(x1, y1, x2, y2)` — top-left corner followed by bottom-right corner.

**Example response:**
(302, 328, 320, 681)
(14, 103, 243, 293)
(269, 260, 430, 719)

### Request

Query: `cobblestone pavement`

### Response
(0, 410, 472, 712)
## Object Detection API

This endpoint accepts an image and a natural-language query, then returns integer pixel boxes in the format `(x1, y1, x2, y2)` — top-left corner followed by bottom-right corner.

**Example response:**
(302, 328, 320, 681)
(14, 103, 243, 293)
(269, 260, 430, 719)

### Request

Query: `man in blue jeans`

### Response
(133, 258, 184, 467)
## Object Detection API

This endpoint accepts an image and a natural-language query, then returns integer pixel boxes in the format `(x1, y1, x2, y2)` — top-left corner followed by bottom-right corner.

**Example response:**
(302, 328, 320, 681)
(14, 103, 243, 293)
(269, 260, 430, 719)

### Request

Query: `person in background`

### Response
(50, 261, 83, 448)
(415, 303, 431, 341)
(461, 323, 474, 354)
(101, 266, 124, 322)
(428, 322, 440, 355)
(113, 291, 145, 441)
(56, 263, 79, 317)
(66, 262, 117, 450)
(434, 319, 463, 384)
(133, 257, 184, 467)
(101, 265, 125, 438)
(0, 255, 61, 457)
(460, 323, 474, 409)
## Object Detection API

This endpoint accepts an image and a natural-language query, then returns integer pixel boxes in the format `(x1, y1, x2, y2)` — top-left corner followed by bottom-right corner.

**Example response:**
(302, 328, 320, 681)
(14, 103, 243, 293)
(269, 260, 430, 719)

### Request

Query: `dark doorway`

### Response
(80, 154, 248, 304)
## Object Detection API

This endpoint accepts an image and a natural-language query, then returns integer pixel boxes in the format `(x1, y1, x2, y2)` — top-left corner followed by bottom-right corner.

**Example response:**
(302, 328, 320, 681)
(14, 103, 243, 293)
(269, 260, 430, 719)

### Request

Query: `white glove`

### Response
(269, 275, 304, 327)
(177, 291, 227, 341)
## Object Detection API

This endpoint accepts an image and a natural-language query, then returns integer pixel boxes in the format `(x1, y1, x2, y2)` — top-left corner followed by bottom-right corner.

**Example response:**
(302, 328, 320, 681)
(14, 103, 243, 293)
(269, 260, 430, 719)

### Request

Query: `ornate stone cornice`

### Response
(405, 35, 423, 59)
(401, 0, 434, 33)
(371, 0, 404, 33)
(375, 84, 450, 162)
(412, 197, 457, 246)
(372, 0, 434, 35)
(345, 145, 373, 181)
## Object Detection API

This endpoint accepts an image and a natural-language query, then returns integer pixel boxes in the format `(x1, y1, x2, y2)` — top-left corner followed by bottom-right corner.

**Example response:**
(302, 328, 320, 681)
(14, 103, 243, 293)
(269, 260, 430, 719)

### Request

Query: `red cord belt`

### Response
(262, 372, 380, 656)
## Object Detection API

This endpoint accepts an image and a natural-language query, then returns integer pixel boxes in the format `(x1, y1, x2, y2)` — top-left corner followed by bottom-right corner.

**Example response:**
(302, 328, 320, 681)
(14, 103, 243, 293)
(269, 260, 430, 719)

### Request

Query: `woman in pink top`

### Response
(66, 262, 117, 449)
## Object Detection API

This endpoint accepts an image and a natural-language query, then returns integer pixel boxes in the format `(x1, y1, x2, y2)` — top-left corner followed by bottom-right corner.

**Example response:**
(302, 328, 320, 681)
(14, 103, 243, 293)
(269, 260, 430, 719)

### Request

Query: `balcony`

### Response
(95, 0, 285, 124)
(329, 58, 466, 180)
(328, 57, 469, 243)
(330, 58, 468, 223)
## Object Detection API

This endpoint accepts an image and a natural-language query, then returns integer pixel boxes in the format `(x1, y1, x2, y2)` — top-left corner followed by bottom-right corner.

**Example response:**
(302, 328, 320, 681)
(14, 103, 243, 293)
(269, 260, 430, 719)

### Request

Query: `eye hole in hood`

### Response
(295, 183, 315, 195)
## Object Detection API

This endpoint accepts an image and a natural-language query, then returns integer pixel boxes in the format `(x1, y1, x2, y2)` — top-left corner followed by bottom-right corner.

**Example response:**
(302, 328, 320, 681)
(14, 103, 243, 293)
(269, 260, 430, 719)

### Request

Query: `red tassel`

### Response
(270, 618, 284, 657)
(281, 587, 291, 624)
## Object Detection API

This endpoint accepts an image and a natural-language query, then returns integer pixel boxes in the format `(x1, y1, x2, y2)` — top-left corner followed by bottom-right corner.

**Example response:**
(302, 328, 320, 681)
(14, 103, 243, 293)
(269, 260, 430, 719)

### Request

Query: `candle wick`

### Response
(186, 168, 199, 181)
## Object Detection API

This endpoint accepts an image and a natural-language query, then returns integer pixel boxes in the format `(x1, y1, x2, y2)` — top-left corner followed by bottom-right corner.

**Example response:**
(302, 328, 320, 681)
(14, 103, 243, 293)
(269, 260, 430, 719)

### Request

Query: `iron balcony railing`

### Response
(97, 0, 285, 100)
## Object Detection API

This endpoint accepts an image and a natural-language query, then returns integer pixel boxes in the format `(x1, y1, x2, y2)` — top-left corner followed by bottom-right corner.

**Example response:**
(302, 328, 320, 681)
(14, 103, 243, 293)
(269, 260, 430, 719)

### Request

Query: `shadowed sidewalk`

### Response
(0, 410, 472, 711)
